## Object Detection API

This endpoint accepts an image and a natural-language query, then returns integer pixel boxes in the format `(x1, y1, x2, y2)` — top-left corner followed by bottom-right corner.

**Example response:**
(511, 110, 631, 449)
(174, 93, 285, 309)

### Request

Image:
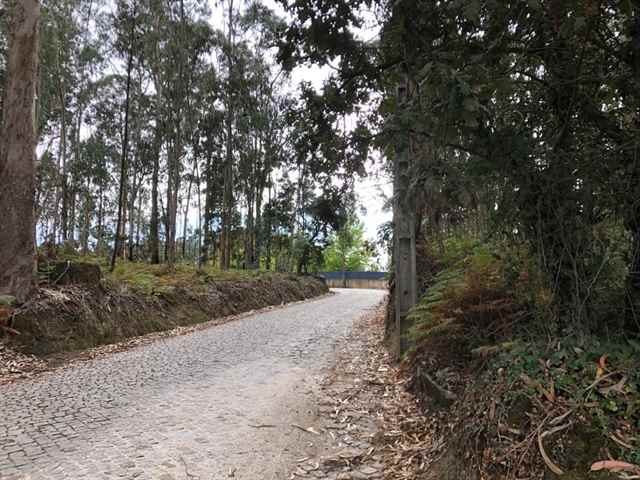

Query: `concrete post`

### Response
(393, 80, 417, 356)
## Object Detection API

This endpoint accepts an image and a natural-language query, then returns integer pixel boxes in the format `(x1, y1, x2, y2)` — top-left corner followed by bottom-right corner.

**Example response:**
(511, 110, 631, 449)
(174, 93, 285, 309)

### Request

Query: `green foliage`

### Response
(322, 215, 376, 272)
(408, 237, 640, 473)
(279, 0, 640, 333)
(107, 262, 266, 295)
(493, 336, 640, 462)
(25, 0, 372, 279)
(407, 239, 524, 351)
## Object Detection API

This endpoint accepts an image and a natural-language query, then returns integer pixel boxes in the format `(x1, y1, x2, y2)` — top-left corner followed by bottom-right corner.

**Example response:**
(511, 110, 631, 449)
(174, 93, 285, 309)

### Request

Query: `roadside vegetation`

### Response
(404, 236, 639, 479)
(0, 0, 383, 309)
(39, 251, 271, 294)
(7, 256, 327, 356)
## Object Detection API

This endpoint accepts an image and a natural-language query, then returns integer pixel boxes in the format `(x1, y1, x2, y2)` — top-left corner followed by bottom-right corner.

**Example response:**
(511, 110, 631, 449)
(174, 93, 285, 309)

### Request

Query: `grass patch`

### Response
(45, 252, 271, 295)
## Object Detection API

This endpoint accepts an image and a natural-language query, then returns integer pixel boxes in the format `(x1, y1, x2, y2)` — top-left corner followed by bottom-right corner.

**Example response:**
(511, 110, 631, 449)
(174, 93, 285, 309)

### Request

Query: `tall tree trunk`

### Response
(0, 0, 41, 302)
(165, 139, 180, 266)
(221, 155, 233, 270)
(135, 189, 143, 259)
(265, 173, 273, 271)
(149, 4, 164, 265)
(220, 0, 235, 271)
(253, 182, 263, 270)
(195, 158, 203, 268)
(80, 177, 91, 254)
(150, 122, 162, 264)
(254, 138, 270, 270)
(59, 90, 68, 242)
(624, 6, 640, 332)
(96, 185, 105, 255)
(127, 171, 139, 261)
(67, 107, 83, 245)
(110, 13, 135, 272)
(182, 166, 194, 259)
(68, 187, 76, 242)
(165, 0, 187, 267)
(201, 151, 215, 265)
(244, 182, 254, 270)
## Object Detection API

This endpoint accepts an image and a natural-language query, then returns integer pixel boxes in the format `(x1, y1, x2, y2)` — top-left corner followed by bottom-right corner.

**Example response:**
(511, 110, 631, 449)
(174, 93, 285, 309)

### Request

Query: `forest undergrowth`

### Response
(401, 237, 640, 480)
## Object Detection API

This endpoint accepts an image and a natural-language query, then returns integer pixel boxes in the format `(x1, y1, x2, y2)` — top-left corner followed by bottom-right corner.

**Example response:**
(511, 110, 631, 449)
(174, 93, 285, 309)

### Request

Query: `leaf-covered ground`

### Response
(403, 240, 640, 480)
(287, 299, 439, 479)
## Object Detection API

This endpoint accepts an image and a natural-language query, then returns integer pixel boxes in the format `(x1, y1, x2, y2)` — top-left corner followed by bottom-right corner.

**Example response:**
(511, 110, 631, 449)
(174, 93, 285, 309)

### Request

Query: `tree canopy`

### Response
(322, 216, 378, 272)
(277, 0, 640, 331)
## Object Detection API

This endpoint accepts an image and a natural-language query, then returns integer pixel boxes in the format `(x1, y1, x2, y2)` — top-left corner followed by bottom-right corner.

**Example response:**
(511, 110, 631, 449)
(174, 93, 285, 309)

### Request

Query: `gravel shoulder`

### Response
(0, 288, 385, 480)
(285, 297, 433, 480)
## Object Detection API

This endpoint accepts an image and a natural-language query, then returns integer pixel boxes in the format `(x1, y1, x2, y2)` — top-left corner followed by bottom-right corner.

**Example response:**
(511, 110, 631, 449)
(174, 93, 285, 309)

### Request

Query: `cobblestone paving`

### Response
(0, 289, 385, 480)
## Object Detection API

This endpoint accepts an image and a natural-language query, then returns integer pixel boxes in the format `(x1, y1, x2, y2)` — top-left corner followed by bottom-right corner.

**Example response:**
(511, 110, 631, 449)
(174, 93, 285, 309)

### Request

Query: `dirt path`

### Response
(0, 289, 386, 480)
(285, 299, 434, 480)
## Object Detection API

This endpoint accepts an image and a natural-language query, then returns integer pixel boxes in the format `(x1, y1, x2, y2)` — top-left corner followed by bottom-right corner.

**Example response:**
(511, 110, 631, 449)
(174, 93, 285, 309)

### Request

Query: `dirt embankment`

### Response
(384, 261, 639, 480)
(6, 272, 328, 356)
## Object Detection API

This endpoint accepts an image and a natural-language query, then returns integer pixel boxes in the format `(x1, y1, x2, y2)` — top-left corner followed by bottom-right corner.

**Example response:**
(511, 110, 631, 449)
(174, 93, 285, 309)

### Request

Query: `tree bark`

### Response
(0, 0, 41, 302)
(220, 0, 235, 271)
(127, 170, 139, 261)
(265, 173, 273, 270)
(96, 184, 105, 255)
(201, 151, 215, 265)
(195, 157, 203, 267)
(110, 10, 136, 272)
(58, 78, 68, 243)
(165, 139, 180, 265)
(182, 165, 194, 259)
(624, 5, 640, 332)
(68, 187, 76, 242)
(165, 0, 187, 267)
(80, 177, 91, 254)
(150, 121, 162, 264)
(135, 188, 143, 259)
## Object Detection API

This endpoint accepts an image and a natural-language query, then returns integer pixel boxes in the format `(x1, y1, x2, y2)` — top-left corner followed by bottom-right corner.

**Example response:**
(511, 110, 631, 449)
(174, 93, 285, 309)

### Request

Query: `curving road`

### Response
(0, 289, 385, 480)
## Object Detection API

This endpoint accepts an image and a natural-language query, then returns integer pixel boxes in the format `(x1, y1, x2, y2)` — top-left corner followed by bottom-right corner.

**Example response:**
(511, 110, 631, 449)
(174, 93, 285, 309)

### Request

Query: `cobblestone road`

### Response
(0, 289, 385, 480)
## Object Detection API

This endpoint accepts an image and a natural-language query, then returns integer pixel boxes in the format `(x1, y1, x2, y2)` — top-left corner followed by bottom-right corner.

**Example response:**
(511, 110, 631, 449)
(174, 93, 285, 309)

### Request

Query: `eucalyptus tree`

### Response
(0, 9, 8, 109)
(110, 0, 139, 270)
(196, 69, 225, 265)
(218, 0, 238, 271)
(35, 0, 107, 250)
(0, 0, 41, 302)
(39, 0, 80, 243)
(147, 0, 213, 266)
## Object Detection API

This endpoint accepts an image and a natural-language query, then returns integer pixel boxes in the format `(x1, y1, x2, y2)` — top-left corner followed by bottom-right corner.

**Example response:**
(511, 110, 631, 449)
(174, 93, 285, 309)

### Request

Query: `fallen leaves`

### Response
(596, 353, 609, 379)
(321, 301, 436, 480)
(0, 342, 48, 383)
(291, 424, 322, 435)
(520, 373, 556, 403)
(591, 460, 640, 474)
(537, 429, 563, 476)
(285, 299, 435, 480)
